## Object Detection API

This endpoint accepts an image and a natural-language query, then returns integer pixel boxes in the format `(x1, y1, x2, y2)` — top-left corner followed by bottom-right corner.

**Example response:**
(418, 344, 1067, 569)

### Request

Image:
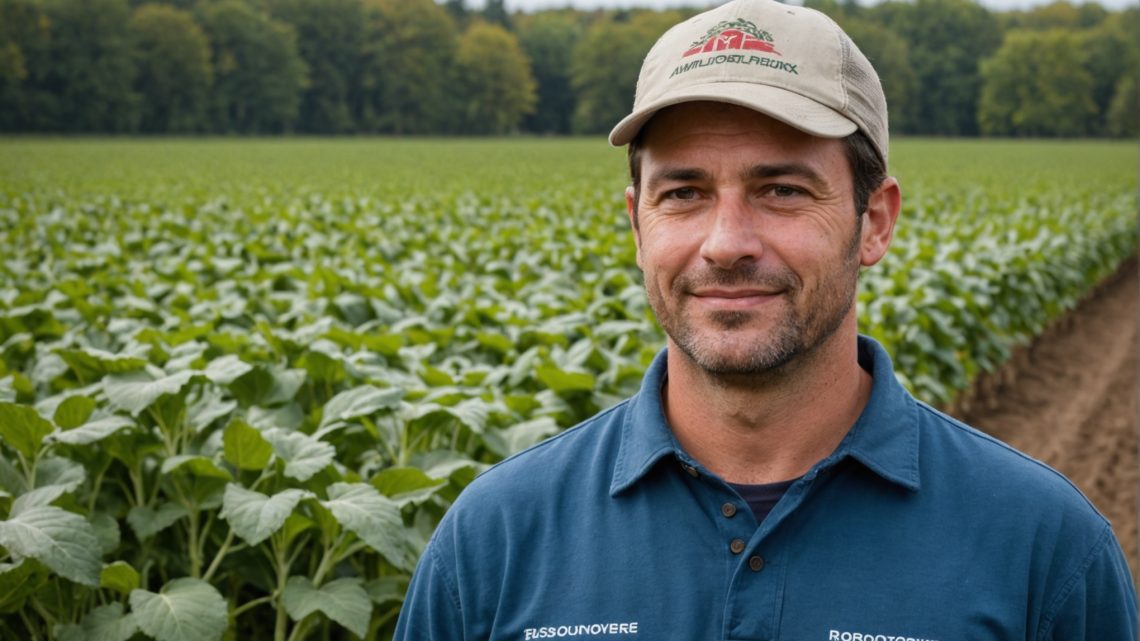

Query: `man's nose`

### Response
(699, 197, 764, 270)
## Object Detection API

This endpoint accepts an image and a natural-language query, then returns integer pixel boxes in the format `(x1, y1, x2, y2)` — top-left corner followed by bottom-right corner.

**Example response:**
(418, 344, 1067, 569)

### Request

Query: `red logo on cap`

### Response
(683, 19, 779, 57)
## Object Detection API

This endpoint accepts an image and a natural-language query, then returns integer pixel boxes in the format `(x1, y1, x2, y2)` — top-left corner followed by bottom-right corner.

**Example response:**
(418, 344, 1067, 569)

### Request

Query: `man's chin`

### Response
(673, 334, 800, 378)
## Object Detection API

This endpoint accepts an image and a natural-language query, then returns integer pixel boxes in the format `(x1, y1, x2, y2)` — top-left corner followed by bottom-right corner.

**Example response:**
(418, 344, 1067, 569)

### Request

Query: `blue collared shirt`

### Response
(394, 337, 1137, 641)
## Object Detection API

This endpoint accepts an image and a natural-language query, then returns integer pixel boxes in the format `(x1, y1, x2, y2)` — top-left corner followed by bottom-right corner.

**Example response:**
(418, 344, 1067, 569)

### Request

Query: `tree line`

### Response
(0, 0, 1136, 137)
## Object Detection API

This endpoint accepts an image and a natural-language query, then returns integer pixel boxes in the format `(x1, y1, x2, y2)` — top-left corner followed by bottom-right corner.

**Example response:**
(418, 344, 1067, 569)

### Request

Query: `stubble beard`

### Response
(646, 221, 862, 380)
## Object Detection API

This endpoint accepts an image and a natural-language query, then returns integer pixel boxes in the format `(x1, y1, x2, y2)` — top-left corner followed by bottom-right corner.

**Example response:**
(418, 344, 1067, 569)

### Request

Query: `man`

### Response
(394, 0, 1137, 638)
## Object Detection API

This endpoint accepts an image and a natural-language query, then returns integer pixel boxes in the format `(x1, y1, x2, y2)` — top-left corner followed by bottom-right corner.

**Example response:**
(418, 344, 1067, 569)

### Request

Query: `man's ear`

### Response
(625, 185, 643, 268)
(859, 176, 900, 267)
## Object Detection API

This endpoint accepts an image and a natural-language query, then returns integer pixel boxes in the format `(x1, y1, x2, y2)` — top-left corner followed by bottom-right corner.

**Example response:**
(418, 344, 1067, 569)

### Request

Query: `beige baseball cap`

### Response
(608, 0, 889, 164)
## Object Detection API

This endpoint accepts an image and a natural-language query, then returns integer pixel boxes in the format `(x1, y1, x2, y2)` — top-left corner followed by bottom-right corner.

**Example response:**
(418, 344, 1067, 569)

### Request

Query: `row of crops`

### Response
(0, 139, 1136, 640)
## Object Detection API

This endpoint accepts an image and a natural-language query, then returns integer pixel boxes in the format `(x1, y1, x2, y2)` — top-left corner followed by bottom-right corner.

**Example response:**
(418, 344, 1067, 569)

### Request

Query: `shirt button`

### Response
(729, 539, 746, 555)
(721, 503, 737, 518)
(749, 555, 765, 572)
(682, 464, 699, 478)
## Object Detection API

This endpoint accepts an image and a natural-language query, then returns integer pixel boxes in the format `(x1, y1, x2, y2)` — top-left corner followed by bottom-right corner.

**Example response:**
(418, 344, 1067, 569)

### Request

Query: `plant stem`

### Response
(88, 458, 111, 513)
(29, 597, 56, 637)
(148, 406, 176, 458)
(19, 607, 40, 641)
(199, 510, 217, 561)
(286, 617, 310, 641)
(311, 532, 347, 586)
(202, 528, 236, 582)
(232, 594, 273, 618)
(129, 464, 146, 507)
(273, 535, 292, 641)
(249, 466, 275, 493)
(187, 508, 201, 577)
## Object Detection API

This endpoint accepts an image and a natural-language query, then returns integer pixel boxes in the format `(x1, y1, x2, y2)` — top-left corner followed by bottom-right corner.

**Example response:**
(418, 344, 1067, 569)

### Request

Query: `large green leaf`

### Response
(10, 484, 73, 516)
(0, 377, 15, 404)
(0, 402, 54, 458)
(0, 456, 24, 495)
(56, 347, 148, 382)
(281, 576, 371, 638)
(222, 419, 272, 471)
(127, 503, 189, 541)
(100, 560, 140, 595)
(321, 483, 418, 572)
(186, 385, 236, 432)
(34, 456, 86, 491)
(535, 365, 596, 393)
(264, 428, 335, 482)
(56, 603, 138, 641)
(0, 505, 101, 586)
(103, 370, 196, 416)
(370, 467, 445, 507)
(201, 354, 253, 384)
(160, 455, 233, 481)
(482, 417, 561, 458)
(219, 484, 312, 546)
(52, 395, 96, 430)
(404, 397, 490, 435)
(49, 415, 135, 446)
(365, 576, 409, 607)
(90, 512, 121, 554)
(130, 578, 227, 641)
(318, 385, 403, 431)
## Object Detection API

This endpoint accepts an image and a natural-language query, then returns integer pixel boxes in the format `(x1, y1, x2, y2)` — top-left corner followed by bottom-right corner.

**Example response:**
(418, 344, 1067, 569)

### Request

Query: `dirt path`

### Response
(953, 257, 1138, 583)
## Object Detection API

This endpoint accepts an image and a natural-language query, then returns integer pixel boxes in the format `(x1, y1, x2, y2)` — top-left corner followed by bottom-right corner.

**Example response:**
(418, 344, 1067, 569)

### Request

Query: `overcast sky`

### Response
(483, 0, 1137, 13)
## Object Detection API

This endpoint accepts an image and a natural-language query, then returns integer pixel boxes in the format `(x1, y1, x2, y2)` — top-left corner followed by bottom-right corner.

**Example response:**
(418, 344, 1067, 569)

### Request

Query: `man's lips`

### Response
(690, 288, 783, 310)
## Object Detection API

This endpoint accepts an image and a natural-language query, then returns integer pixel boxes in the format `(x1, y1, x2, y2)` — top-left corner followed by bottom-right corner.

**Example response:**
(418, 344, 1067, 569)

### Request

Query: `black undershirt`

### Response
(727, 478, 798, 524)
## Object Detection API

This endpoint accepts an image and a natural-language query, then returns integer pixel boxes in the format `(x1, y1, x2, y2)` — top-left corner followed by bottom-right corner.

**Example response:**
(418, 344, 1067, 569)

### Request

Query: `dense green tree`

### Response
(0, 0, 38, 130)
(517, 11, 584, 134)
(873, 0, 1002, 136)
(1004, 0, 1108, 30)
(1078, 27, 1137, 135)
(444, 0, 468, 26)
(360, 0, 458, 134)
(570, 10, 685, 134)
(482, 0, 510, 29)
(1079, 10, 1140, 135)
(36, 0, 139, 132)
(268, 0, 364, 133)
(199, 0, 307, 133)
(455, 21, 535, 134)
(835, 19, 918, 135)
(0, 0, 1134, 137)
(978, 29, 1097, 136)
(130, 4, 212, 133)
(1106, 74, 1138, 137)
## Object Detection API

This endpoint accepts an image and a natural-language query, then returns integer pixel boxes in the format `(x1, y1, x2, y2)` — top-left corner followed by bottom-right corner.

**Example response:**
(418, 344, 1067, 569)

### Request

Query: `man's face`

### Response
(627, 102, 866, 377)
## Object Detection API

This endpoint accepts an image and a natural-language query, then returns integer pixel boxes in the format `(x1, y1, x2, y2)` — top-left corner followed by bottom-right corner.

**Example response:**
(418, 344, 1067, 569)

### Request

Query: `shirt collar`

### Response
(609, 336, 921, 497)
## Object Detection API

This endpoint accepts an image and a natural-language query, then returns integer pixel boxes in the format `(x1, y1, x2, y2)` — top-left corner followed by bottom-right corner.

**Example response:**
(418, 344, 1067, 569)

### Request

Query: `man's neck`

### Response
(662, 329, 872, 485)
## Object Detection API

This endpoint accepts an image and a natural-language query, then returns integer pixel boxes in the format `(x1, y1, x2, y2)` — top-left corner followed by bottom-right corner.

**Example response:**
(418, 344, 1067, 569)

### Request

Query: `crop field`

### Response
(0, 138, 1136, 641)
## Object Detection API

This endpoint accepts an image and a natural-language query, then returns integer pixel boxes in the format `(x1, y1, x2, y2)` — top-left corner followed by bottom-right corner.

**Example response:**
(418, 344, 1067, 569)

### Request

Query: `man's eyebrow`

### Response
(747, 163, 828, 190)
(645, 167, 709, 192)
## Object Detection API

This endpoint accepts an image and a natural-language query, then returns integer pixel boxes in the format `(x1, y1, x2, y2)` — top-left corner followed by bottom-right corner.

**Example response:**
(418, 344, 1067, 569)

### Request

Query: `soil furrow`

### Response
(954, 258, 1138, 583)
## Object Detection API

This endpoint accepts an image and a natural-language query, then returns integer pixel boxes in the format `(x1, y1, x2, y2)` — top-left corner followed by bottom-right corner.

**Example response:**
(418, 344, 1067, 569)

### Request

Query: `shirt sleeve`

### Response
(1041, 524, 1137, 641)
(392, 537, 466, 641)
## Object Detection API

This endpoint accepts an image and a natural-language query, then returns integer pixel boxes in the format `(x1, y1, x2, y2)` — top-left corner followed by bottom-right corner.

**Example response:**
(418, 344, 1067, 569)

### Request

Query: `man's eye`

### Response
(667, 187, 698, 200)
(770, 185, 802, 197)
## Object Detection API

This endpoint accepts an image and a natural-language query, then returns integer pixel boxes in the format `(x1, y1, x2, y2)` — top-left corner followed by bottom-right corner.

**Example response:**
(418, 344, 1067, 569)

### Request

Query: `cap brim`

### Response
(608, 81, 858, 146)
